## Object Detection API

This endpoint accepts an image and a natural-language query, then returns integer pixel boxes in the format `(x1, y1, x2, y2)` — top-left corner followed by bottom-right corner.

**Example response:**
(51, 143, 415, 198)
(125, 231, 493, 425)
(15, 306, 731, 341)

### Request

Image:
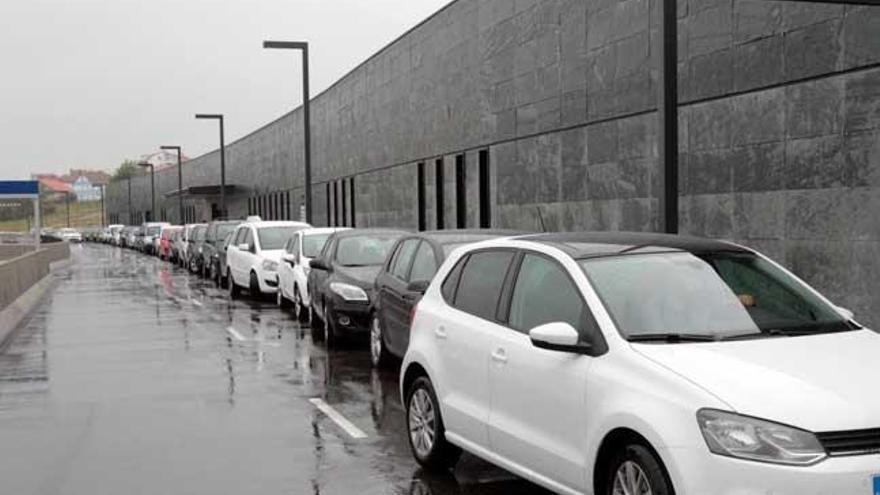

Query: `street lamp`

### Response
(263, 40, 312, 224)
(138, 161, 155, 222)
(160, 145, 184, 225)
(127, 176, 132, 225)
(195, 114, 226, 219)
(99, 183, 106, 226)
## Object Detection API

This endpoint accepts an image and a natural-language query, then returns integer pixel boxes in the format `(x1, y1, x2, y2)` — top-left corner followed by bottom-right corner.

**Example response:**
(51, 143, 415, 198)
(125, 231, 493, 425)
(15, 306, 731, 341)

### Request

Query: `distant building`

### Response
(32, 168, 110, 201)
(33, 175, 72, 194)
(71, 176, 102, 202)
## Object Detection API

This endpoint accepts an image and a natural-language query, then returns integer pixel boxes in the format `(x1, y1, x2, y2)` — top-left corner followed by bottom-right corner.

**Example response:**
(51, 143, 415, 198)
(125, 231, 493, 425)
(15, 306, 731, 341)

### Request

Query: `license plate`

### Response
(874, 475, 880, 495)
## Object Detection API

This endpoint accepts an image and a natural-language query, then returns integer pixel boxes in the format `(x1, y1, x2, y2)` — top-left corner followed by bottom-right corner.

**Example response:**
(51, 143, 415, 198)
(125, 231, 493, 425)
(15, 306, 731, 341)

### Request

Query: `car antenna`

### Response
(535, 206, 547, 232)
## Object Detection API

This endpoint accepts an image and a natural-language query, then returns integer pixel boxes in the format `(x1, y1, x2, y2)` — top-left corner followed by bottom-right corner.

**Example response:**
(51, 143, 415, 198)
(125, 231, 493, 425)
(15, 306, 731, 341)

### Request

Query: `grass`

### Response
(0, 200, 103, 232)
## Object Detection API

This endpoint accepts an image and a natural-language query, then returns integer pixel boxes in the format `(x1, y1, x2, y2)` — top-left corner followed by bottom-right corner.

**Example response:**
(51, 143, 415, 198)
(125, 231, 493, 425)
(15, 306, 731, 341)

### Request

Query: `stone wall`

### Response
(107, 0, 880, 326)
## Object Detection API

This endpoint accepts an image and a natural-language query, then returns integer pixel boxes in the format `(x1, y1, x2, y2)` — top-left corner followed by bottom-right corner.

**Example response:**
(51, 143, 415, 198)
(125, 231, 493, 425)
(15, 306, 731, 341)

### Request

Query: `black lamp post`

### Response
(262, 40, 312, 224)
(138, 161, 155, 222)
(161, 146, 184, 224)
(195, 114, 226, 219)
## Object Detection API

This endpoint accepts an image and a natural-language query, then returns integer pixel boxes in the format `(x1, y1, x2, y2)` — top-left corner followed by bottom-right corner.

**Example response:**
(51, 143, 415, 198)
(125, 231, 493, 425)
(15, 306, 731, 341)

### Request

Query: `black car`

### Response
(187, 225, 207, 273)
(201, 220, 240, 279)
(370, 229, 528, 367)
(308, 229, 408, 346)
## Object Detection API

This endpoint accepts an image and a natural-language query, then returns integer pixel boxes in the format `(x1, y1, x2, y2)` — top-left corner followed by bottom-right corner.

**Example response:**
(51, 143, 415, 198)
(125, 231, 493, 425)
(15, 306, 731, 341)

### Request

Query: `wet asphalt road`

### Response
(0, 244, 550, 495)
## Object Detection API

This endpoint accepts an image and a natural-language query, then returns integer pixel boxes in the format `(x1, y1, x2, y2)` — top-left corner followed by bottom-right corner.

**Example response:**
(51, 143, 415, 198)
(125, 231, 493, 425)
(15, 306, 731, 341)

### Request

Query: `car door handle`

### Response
(491, 348, 508, 363)
(434, 327, 447, 340)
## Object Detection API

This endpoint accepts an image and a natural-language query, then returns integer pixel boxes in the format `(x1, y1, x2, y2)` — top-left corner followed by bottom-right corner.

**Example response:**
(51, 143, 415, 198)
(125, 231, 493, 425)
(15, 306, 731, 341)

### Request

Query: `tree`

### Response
(112, 160, 143, 180)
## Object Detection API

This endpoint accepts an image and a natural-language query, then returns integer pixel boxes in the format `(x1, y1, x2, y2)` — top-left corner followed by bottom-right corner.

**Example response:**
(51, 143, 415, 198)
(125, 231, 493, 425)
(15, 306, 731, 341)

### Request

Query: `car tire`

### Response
(228, 269, 240, 299)
(370, 314, 392, 369)
(603, 443, 674, 495)
(249, 271, 262, 299)
(406, 376, 461, 471)
(294, 286, 309, 323)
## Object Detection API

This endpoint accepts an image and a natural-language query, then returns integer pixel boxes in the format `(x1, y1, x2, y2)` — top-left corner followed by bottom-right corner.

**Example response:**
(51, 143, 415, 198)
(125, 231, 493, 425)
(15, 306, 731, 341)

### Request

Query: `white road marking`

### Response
(226, 326, 247, 342)
(309, 398, 368, 439)
(190, 299, 203, 308)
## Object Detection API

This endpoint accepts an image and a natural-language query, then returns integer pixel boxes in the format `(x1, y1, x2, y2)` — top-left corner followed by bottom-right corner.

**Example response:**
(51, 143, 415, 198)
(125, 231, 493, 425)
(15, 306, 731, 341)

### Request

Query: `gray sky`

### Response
(0, 0, 451, 178)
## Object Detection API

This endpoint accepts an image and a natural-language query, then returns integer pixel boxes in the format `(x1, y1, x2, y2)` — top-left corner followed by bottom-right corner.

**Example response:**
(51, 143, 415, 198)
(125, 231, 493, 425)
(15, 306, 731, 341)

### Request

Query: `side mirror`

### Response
(311, 258, 330, 271)
(406, 280, 430, 294)
(529, 322, 591, 354)
(836, 305, 855, 321)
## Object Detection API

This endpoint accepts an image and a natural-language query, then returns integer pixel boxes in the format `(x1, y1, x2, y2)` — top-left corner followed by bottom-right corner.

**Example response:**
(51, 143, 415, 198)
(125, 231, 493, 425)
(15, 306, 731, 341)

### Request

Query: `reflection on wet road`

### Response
(0, 244, 549, 495)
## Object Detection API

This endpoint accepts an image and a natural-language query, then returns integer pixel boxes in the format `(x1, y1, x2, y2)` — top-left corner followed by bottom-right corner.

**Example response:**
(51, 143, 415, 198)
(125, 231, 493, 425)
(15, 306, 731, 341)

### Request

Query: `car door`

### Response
(390, 240, 439, 357)
(488, 252, 599, 492)
(229, 227, 249, 282)
(435, 249, 516, 449)
(279, 236, 298, 299)
(380, 238, 420, 352)
(310, 236, 336, 318)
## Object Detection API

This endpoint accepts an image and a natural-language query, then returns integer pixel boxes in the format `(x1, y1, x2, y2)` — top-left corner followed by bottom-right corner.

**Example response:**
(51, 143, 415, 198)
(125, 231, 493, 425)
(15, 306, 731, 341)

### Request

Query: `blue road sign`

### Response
(0, 181, 39, 198)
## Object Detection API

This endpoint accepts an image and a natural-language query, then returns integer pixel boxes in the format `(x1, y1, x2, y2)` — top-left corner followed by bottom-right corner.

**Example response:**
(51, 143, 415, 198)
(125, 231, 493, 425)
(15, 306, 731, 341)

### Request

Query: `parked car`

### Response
(399, 231, 875, 495)
(57, 228, 83, 243)
(213, 232, 235, 289)
(168, 229, 182, 263)
(201, 220, 241, 280)
(158, 226, 182, 261)
(141, 222, 169, 254)
(226, 220, 312, 299)
(371, 230, 526, 367)
(307, 229, 407, 345)
(176, 224, 203, 268)
(277, 227, 350, 320)
(187, 224, 208, 273)
(108, 225, 124, 245)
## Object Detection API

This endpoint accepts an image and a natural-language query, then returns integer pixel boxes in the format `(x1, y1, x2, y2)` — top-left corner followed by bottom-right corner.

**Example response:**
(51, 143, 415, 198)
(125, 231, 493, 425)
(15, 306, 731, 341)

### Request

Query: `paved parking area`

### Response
(0, 244, 549, 495)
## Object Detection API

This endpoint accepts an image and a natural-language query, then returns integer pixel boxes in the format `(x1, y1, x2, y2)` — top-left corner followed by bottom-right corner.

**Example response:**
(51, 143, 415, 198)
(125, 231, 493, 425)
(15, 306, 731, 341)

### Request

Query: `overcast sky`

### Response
(0, 0, 451, 178)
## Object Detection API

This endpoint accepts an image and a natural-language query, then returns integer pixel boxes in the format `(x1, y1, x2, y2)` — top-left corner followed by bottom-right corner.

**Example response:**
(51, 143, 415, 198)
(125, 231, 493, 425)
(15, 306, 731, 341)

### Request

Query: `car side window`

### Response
(233, 228, 245, 245)
(391, 239, 420, 280)
(290, 236, 300, 256)
(441, 256, 466, 303)
(409, 241, 438, 282)
(507, 253, 600, 344)
(453, 251, 515, 322)
(243, 229, 254, 249)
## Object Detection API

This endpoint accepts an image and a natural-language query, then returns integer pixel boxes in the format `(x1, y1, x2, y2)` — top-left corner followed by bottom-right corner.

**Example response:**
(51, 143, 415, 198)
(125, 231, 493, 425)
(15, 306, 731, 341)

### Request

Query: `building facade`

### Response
(107, 0, 880, 326)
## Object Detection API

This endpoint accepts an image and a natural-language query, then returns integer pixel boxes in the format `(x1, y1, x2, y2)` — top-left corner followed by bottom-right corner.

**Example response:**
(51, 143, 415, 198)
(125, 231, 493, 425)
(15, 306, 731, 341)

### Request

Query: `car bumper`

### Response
(668, 447, 880, 495)
(256, 270, 278, 293)
(327, 301, 372, 334)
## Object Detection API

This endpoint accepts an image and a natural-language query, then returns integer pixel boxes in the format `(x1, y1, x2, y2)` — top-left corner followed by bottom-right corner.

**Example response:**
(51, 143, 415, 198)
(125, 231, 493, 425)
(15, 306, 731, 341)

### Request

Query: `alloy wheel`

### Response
(612, 460, 653, 495)
(408, 388, 436, 459)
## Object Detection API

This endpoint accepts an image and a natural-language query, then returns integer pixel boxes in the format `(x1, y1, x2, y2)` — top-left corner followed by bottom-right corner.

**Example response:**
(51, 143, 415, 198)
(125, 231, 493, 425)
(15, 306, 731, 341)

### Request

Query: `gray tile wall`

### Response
(107, 0, 880, 326)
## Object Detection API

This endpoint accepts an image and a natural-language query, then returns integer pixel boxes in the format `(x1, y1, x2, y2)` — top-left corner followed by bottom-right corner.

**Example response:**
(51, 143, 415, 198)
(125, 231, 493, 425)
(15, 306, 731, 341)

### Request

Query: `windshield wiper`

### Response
(722, 325, 857, 341)
(627, 333, 718, 343)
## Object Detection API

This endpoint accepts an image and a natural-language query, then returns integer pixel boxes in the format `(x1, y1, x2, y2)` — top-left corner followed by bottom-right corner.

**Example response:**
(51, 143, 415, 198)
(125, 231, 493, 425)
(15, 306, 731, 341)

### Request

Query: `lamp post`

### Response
(195, 114, 226, 219)
(65, 191, 70, 227)
(138, 161, 155, 222)
(127, 176, 132, 225)
(161, 146, 184, 225)
(262, 40, 312, 223)
(100, 184, 106, 226)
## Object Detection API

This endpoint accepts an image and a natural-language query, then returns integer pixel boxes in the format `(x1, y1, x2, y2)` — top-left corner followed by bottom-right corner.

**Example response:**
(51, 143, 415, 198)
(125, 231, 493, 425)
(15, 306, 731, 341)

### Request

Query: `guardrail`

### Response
(0, 242, 70, 312)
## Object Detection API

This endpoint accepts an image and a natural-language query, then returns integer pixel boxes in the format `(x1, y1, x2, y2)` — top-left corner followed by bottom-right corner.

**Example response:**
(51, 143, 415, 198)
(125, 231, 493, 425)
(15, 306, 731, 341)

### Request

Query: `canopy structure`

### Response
(163, 185, 238, 199)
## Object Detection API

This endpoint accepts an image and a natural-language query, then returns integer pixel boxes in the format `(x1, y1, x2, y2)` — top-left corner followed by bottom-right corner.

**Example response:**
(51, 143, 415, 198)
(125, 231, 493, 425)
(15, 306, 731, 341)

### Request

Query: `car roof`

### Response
(242, 220, 311, 228)
(299, 227, 350, 236)
(508, 231, 751, 259)
(331, 228, 409, 238)
(417, 229, 530, 246)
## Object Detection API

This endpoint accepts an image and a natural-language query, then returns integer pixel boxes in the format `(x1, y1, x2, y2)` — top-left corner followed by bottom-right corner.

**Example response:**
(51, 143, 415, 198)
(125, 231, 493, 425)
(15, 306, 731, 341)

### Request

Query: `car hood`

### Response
(633, 329, 880, 432)
(260, 250, 284, 263)
(335, 265, 382, 289)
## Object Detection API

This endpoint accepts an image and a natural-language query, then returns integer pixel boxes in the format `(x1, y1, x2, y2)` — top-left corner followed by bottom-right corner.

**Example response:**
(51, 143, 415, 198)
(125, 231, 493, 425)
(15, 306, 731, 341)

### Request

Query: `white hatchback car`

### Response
(276, 227, 350, 320)
(400, 232, 879, 495)
(226, 220, 311, 298)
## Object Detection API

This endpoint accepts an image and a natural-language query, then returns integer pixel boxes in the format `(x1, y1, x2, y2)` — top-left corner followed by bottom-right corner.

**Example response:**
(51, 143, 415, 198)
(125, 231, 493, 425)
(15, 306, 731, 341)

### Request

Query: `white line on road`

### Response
(309, 398, 368, 439)
(190, 299, 203, 308)
(226, 326, 246, 342)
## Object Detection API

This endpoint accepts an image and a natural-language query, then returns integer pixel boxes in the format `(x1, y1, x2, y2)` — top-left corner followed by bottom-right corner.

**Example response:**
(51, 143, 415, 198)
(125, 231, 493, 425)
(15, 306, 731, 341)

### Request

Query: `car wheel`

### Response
(249, 271, 262, 299)
(406, 376, 461, 471)
(228, 269, 240, 299)
(370, 314, 392, 369)
(293, 286, 309, 323)
(604, 443, 674, 495)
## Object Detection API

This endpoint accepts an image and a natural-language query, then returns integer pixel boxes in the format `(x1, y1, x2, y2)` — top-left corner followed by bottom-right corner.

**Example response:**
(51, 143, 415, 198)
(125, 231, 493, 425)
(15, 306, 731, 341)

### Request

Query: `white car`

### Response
(57, 228, 82, 243)
(277, 227, 350, 320)
(226, 220, 311, 298)
(400, 232, 878, 495)
(141, 222, 170, 254)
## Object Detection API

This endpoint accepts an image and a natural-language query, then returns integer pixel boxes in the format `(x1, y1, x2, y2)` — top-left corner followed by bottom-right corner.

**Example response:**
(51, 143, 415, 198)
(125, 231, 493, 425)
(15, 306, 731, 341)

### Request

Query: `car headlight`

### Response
(697, 409, 826, 466)
(330, 282, 368, 302)
(262, 260, 279, 272)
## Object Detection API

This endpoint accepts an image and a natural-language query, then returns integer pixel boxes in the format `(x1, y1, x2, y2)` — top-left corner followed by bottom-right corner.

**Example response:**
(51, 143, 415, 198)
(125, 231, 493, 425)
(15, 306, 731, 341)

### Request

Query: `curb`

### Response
(0, 259, 69, 349)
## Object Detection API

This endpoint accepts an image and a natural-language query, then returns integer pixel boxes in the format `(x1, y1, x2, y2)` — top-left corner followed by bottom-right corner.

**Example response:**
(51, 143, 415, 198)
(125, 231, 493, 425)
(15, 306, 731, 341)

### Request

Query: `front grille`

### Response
(817, 428, 880, 456)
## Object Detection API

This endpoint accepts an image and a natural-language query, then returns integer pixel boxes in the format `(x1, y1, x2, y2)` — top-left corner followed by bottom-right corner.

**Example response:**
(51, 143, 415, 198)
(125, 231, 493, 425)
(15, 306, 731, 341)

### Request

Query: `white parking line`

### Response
(226, 326, 246, 342)
(190, 299, 203, 308)
(309, 398, 368, 439)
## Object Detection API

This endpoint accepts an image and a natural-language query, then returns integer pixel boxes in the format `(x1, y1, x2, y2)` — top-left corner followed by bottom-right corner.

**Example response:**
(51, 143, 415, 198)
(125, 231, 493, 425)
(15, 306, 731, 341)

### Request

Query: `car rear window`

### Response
(452, 251, 514, 321)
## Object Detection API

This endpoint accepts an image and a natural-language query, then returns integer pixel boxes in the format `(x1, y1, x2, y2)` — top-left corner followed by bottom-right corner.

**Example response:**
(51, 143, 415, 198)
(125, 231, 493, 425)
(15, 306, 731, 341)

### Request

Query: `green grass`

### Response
(0, 200, 103, 232)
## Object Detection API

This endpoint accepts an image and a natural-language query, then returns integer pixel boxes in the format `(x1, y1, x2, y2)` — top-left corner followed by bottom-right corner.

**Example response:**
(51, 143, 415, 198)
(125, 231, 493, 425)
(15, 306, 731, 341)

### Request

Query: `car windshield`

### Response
(258, 226, 301, 251)
(580, 252, 851, 341)
(147, 227, 161, 236)
(302, 233, 331, 258)
(217, 224, 237, 238)
(335, 234, 400, 266)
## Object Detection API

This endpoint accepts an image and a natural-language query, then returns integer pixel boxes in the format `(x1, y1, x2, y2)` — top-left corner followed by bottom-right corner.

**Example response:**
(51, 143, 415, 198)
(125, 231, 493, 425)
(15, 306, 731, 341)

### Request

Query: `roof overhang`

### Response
(164, 185, 239, 198)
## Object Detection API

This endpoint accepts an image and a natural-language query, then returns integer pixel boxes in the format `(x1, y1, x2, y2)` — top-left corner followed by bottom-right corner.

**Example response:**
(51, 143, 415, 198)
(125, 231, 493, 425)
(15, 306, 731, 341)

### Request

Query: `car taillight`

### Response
(409, 303, 419, 327)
